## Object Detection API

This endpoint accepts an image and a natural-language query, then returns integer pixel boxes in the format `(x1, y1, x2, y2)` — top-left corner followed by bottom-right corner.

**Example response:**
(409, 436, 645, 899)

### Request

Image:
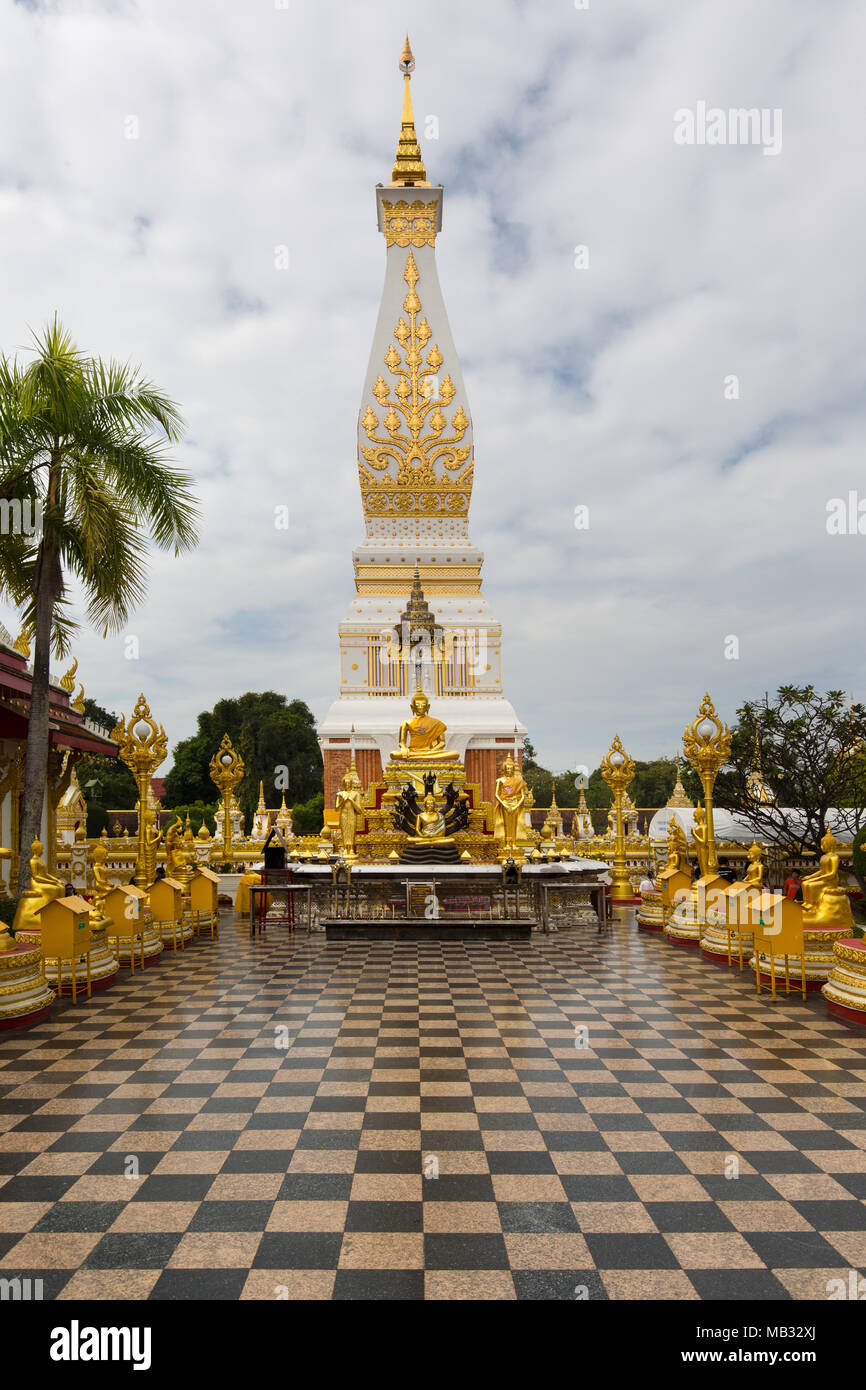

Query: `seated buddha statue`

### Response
(743, 841, 764, 889)
(12, 839, 65, 935)
(392, 687, 458, 762)
(414, 793, 449, 841)
(801, 831, 854, 928)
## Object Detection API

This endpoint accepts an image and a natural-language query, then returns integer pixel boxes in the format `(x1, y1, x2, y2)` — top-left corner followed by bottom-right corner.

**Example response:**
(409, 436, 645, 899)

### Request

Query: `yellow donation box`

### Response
(104, 884, 150, 974)
(190, 867, 220, 938)
(753, 894, 806, 1002)
(147, 877, 186, 954)
(38, 896, 94, 1003)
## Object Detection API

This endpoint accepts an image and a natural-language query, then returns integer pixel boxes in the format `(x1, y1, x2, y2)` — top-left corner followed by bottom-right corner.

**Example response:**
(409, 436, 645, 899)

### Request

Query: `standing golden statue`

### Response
(12, 840, 65, 934)
(393, 686, 458, 762)
(90, 841, 116, 924)
(144, 808, 161, 884)
(801, 831, 854, 928)
(692, 803, 709, 878)
(164, 817, 191, 884)
(335, 764, 365, 859)
(493, 755, 529, 857)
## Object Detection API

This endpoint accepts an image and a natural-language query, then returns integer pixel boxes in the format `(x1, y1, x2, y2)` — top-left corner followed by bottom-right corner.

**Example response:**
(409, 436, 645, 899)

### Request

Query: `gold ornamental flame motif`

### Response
(111, 693, 168, 777)
(683, 692, 732, 776)
(209, 733, 244, 795)
(359, 250, 473, 521)
(59, 657, 78, 693)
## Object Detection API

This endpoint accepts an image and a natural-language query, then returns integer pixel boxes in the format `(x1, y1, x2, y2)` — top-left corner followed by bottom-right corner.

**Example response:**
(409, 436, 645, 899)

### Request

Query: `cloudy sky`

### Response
(1, 0, 864, 776)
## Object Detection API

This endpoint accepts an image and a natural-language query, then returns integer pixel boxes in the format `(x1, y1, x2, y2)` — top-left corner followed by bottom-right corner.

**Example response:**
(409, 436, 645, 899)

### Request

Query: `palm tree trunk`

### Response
(17, 540, 59, 893)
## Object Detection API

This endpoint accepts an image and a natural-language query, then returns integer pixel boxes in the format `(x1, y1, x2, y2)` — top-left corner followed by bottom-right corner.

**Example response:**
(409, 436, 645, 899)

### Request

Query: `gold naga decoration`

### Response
(13, 626, 32, 659)
(72, 683, 86, 714)
(359, 250, 473, 521)
(60, 657, 78, 693)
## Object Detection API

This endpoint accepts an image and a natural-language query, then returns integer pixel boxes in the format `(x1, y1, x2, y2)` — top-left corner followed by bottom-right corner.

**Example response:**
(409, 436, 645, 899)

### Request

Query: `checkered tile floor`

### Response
(2, 913, 866, 1301)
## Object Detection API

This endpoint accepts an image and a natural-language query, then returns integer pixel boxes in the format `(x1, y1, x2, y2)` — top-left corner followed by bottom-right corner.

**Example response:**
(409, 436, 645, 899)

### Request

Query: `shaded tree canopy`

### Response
(713, 686, 866, 856)
(163, 692, 323, 827)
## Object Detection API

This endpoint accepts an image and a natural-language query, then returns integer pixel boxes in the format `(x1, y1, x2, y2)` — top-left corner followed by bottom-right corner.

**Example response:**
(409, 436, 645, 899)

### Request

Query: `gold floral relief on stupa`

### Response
(359, 250, 473, 521)
(381, 200, 438, 249)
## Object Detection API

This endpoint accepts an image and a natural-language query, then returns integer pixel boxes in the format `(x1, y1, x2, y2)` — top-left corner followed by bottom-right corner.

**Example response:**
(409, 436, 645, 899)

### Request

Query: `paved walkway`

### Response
(1, 915, 865, 1300)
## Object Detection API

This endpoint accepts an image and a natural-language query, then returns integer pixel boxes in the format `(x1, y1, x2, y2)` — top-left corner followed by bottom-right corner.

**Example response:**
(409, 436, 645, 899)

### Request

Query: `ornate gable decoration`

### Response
(382, 199, 437, 249)
(359, 251, 473, 521)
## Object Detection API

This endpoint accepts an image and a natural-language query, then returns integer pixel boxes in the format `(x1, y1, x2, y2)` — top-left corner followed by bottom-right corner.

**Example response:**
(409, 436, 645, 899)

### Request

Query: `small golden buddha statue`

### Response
(12, 839, 65, 935)
(415, 793, 448, 840)
(164, 817, 190, 883)
(744, 841, 764, 889)
(663, 819, 687, 875)
(90, 841, 116, 925)
(692, 803, 709, 878)
(392, 687, 458, 762)
(493, 756, 529, 855)
(801, 831, 855, 928)
(335, 764, 365, 858)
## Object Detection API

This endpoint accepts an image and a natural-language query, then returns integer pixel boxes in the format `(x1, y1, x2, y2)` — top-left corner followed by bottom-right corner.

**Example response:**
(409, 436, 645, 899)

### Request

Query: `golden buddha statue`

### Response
(493, 755, 529, 855)
(664, 818, 687, 874)
(415, 793, 448, 840)
(335, 764, 365, 858)
(164, 817, 190, 883)
(144, 808, 161, 884)
(90, 841, 116, 923)
(692, 803, 709, 878)
(801, 831, 855, 928)
(744, 841, 764, 889)
(12, 839, 65, 935)
(392, 687, 458, 762)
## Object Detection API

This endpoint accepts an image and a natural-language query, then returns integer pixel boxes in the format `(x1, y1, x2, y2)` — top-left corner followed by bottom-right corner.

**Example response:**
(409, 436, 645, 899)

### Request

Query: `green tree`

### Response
(0, 319, 198, 887)
(714, 686, 866, 856)
(168, 801, 217, 836)
(164, 692, 323, 827)
(292, 792, 325, 837)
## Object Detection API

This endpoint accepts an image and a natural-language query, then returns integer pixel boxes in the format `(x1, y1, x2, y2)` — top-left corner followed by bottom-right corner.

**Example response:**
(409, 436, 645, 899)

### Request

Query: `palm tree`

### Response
(0, 318, 199, 889)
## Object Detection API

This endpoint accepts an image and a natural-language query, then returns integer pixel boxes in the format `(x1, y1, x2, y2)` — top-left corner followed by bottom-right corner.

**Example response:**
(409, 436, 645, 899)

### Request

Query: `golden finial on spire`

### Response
(391, 33, 428, 187)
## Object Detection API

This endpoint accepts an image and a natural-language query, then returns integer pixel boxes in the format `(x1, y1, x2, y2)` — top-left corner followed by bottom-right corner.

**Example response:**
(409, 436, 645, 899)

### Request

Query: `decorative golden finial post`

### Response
(209, 734, 244, 868)
(111, 695, 168, 888)
(682, 693, 731, 877)
(600, 734, 636, 902)
(390, 34, 427, 186)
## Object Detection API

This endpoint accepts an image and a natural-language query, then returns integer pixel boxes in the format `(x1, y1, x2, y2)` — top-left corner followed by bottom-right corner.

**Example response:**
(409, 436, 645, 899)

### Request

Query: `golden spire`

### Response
(390, 34, 428, 186)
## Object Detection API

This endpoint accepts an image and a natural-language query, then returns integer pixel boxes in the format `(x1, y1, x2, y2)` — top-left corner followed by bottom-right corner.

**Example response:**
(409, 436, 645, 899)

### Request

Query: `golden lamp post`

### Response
(600, 734, 636, 902)
(111, 695, 168, 889)
(682, 693, 732, 877)
(210, 734, 244, 868)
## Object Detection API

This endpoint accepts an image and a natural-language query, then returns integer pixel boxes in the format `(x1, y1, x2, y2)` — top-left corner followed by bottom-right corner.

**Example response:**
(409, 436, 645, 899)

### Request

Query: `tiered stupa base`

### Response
(823, 938, 866, 1026)
(636, 888, 664, 933)
(664, 893, 702, 948)
(158, 915, 195, 950)
(113, 910, 164, 968)
(751, 925, 850, 993)
(0, 939, 55, 1030)
(700, 916, 754, 969)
